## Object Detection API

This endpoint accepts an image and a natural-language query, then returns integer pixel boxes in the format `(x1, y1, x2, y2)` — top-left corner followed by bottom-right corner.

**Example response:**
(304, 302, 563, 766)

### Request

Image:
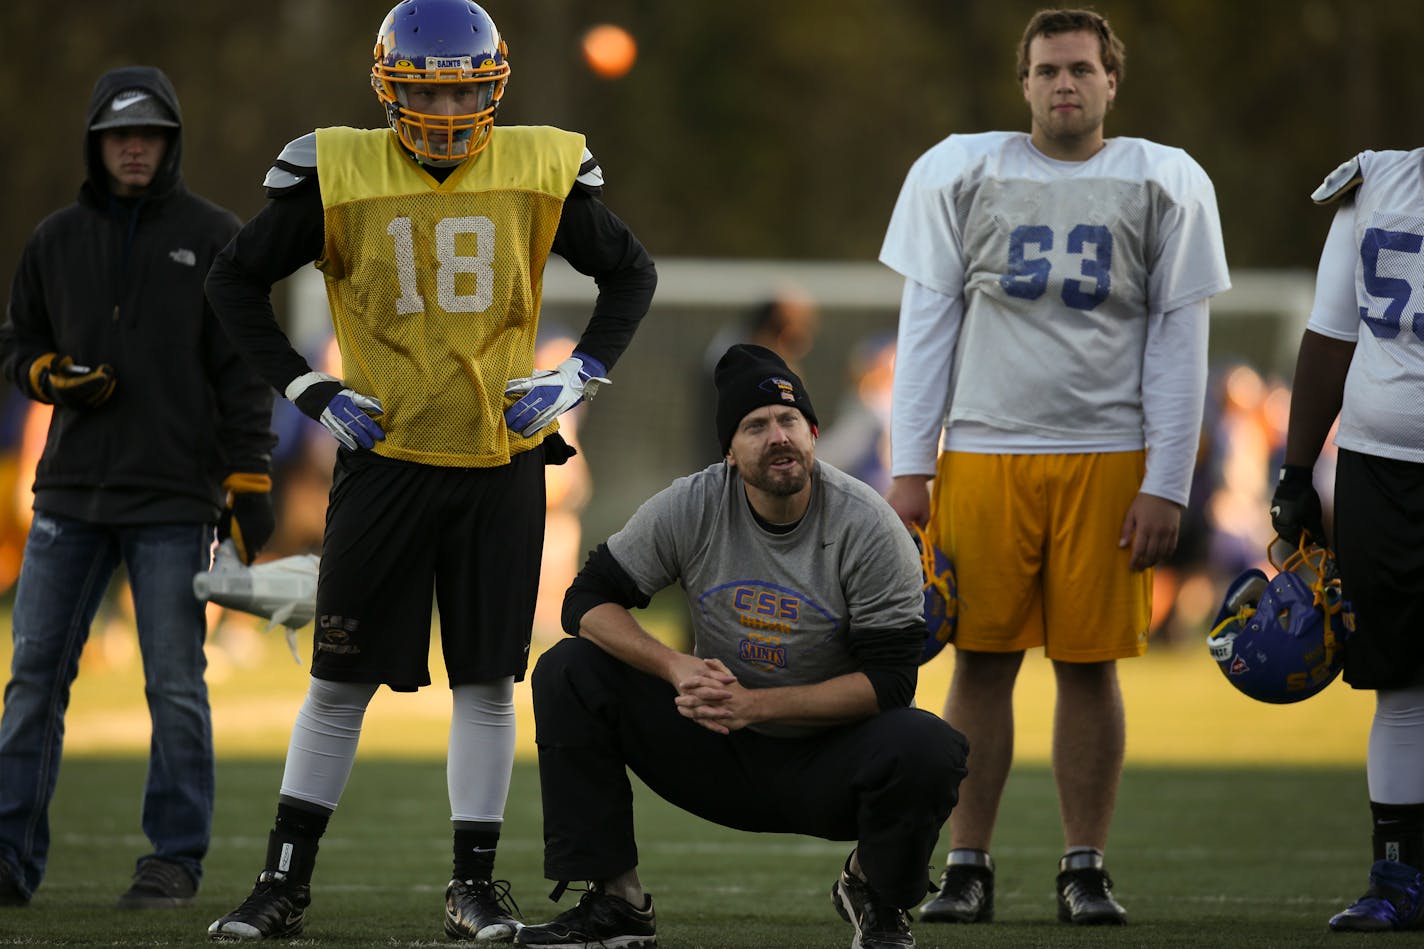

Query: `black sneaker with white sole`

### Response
(117, 857, 198, 910)
(918, 853, 993, 923)
(830, 855, 915, 949)
(515, 884, 656, 948)
(1056, 851, 1127, 925)
(446, 877, 520, 941)
(208, 870, 310, 940)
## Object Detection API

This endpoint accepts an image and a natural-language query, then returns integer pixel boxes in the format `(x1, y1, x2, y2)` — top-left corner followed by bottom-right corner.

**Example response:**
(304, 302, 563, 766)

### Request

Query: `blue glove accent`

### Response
(321, 389, 386, 451)
(503, 350, 610, 438)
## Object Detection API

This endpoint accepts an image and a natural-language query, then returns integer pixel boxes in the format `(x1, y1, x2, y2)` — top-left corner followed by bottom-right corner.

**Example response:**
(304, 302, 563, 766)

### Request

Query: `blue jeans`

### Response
(0, 513, 214, 897)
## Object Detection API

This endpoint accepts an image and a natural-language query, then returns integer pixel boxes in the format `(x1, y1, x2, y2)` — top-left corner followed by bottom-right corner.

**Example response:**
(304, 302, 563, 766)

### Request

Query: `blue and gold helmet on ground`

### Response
(1206, 534, 1355, 704)
(371, 0, 510, 166)
(913, 524, 958, 664)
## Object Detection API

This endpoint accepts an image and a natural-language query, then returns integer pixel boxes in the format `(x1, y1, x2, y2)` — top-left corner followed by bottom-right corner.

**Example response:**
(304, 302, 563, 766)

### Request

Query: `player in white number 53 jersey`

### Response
(1270, 149, 1424, 934)
(879, 8, 1229, 927)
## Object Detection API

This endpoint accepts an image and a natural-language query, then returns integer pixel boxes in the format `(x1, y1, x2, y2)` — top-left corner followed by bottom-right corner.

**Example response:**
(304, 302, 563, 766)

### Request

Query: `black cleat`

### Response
(831, 855, 915, 949)
(445, 878, 520, 941)
(515, 884, 656, 948)
(919, 859, 993, 924)
(208, 870, 311, 940)
(117, 857, 198, 909)
(1056, 852, 1126, 925)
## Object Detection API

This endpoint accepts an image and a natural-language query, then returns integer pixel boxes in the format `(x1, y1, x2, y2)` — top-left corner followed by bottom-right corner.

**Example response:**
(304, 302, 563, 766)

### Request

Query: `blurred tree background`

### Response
(3, 0, 1422, 274)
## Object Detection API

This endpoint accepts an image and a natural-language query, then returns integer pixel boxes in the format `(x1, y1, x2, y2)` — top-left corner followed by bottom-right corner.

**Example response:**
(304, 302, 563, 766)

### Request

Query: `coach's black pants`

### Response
(530, 637, 968, 908)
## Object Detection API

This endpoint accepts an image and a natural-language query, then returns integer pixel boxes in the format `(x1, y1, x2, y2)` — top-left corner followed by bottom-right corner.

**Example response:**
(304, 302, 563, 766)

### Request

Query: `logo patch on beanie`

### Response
(760, 376, 797, 403)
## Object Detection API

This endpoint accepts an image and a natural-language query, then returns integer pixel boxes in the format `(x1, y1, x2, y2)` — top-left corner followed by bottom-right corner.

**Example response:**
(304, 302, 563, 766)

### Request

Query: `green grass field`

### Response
(0, 610, 1385, 947)
(7, 759, 1371, 948)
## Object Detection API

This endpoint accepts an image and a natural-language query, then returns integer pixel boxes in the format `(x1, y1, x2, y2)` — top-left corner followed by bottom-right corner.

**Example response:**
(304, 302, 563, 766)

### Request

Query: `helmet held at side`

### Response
(1206, 537, 1355, 704)
(913, 524, 959, 664)
(371, 0, 510, 166)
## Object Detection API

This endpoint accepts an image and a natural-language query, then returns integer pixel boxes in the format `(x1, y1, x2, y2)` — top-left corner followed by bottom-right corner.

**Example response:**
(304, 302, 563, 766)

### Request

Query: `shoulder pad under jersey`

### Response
(1311, 154, 1363, 205)
(574, 147, 604, 196)
(263, 132, 318, 198)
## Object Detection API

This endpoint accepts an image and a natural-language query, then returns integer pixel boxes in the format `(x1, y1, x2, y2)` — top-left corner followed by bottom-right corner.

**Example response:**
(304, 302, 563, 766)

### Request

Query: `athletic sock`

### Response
(1371, 801, 1424, 869)
(267, 798, 331, 887)
(453, 824, 500, 881)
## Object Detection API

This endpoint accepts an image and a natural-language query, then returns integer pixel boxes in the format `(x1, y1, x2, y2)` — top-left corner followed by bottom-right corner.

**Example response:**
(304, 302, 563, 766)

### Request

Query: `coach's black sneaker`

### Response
(445, 877, 520, 941)
(117, 857, 198, 909)
(515, 883, 656, 948)
(0, 860, 28, 907)
(1056, 851, 1127, 925)
(831, 855, 915, 949)
(919, 850, 993, 923)
(208, 870, 310, 940)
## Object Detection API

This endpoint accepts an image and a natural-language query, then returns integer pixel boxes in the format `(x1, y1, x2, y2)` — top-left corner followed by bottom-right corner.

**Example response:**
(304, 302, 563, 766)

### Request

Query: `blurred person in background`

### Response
(699, 289, 820, 463)
(816, 333, 896, 495)
(529, 326, 593, 645)
(202, 0, 655, 940)
(880, 8, 1229, 926)
(1270, 146, 1424, 934)
(0, 66, 276, 910)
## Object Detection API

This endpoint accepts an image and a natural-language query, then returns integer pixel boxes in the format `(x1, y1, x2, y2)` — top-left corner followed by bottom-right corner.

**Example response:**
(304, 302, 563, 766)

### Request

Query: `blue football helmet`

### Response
(914, 524, 958, 664)
(371, 0, 509, 166)
(1206, 536, 1355, 704)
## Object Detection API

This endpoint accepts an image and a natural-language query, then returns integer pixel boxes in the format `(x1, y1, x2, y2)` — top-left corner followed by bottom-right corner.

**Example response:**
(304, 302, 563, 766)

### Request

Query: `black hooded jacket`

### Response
(0, 66, 275, 524)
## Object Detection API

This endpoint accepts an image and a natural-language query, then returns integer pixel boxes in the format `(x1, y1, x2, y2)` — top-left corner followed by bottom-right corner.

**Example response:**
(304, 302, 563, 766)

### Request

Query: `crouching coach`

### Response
(516, 343, 969, 949)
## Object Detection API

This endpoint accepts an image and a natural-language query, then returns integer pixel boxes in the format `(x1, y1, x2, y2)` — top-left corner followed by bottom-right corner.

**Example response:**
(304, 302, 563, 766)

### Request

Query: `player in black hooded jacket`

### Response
(0, 65, 275, 911)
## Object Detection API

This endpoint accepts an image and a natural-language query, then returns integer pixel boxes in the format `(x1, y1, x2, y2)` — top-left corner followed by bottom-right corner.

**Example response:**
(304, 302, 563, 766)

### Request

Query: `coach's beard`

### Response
(741, 446, 811, 497)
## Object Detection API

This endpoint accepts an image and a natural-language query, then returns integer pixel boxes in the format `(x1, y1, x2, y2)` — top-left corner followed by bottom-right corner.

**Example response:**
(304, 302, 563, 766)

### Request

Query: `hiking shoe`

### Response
(1056, 852, 1126, 925)
(514, 884, 656, 948)
(446, 878, 520, 941)
(831, 856, 915, 949)
(208, 870, 310, 940)
(0, 860, 28, 907)
(116, 857, 197, 909)
(919, 862, 993, 923)
(1329, 860, 1424, 932)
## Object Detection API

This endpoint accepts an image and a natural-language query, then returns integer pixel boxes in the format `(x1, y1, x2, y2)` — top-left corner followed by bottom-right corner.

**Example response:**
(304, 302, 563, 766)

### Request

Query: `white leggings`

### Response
(277, 676, 516, 823)
(1367, 684, 1424, 805)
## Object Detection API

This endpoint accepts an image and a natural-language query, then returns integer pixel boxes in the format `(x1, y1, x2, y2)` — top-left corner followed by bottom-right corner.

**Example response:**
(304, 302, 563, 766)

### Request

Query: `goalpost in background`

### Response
(288, 261, 1315, 543)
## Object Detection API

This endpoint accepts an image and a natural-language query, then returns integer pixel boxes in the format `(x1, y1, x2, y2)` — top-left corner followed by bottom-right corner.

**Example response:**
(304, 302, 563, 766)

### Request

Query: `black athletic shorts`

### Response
(311, 445, 547, 690)
(1334, 448, 1424, 690)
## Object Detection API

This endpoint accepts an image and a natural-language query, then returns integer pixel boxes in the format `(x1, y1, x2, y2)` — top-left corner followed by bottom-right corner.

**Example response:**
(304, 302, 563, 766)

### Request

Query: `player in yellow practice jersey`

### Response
(203, 0, 656, 941)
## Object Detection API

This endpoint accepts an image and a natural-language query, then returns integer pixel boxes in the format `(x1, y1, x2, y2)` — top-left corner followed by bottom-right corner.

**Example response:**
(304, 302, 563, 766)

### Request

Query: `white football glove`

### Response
(193, 539, 319, 664)
(503, 351, 609, 437)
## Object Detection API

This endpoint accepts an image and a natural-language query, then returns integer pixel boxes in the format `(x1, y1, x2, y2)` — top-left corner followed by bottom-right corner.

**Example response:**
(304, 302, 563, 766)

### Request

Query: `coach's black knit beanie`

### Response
(714, 343, 818, 455)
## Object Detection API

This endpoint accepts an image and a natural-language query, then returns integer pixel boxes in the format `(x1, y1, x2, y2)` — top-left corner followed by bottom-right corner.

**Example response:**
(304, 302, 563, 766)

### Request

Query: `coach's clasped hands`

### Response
(31, 353, 117, 409)
(503, 350, 609, 438)
(672, 655, 749, 736)
(287, 371, 385, 452)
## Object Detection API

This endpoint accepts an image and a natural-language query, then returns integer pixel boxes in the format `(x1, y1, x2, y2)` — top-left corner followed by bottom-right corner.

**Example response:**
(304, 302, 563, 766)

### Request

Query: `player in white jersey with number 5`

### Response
(879, 8, 1229, 926)
(1269, 150, 1424, 934)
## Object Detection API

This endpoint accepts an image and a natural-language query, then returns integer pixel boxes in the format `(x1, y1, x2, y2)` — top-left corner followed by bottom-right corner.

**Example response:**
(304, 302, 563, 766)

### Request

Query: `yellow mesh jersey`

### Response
(314, 125, 585, 467)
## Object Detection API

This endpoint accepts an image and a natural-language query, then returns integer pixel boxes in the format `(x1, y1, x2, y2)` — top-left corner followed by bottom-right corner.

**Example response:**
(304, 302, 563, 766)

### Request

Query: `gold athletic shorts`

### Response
(927, 450, 1152, 662)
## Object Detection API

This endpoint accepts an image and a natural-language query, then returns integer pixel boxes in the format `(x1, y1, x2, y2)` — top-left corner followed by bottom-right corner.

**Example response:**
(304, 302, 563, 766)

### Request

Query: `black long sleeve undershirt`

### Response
(204, 176, 657, 397)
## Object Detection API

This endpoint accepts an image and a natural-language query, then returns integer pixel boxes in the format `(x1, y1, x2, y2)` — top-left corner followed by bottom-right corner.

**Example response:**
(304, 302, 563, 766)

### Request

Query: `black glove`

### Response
(31, 353, 116, 409)
(219, 473, 275, 564)
(1270, 464, 1325, 547)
